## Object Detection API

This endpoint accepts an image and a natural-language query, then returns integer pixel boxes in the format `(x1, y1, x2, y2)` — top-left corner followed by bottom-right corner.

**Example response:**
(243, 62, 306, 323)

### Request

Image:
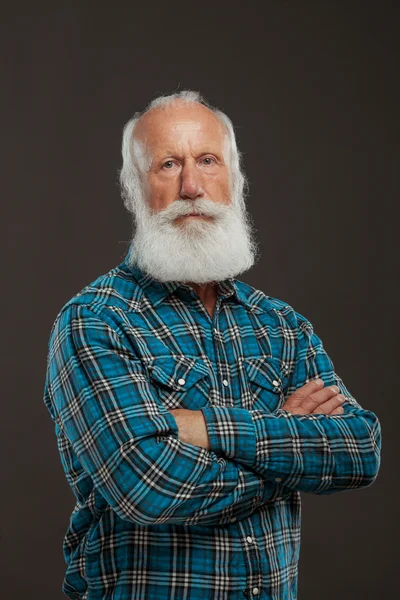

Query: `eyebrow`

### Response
(154, 149, 224, 161)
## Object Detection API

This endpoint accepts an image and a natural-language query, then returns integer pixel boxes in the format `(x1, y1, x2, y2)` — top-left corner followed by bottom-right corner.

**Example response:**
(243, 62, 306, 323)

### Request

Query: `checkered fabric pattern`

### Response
(43, 250, 381, 600)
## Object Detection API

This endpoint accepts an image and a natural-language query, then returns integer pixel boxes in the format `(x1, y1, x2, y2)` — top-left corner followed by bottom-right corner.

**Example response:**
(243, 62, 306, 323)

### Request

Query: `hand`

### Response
(168, 409, 211, 450)
(281, 379, 345, 415)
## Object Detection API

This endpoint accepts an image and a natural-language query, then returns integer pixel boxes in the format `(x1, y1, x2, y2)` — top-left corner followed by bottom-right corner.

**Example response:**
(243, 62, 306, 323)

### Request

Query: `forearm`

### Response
(201, 401, 381, 495)
(68, 425, 283, 526)
(199, 311, 382, 495)
(148, 408, 291, 525)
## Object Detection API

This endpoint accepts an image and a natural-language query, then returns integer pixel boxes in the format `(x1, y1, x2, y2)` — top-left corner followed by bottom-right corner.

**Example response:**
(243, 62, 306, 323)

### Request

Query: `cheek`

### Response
(147, 179, 180, 211)
(208, 175, 231, 203)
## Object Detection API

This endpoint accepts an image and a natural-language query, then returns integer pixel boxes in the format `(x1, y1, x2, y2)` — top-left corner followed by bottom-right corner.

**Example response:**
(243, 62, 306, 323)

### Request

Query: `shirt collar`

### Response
(122, 247, 256, 312)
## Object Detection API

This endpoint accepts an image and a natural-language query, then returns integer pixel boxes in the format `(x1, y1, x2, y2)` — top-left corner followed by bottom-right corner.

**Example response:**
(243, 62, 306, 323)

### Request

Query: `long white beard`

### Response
(126, 197, 259, 284)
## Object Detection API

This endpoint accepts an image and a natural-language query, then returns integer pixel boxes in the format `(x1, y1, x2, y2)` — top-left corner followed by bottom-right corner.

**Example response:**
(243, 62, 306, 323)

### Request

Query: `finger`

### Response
(282, 379, 328, 413)
(289, 378, 325, 403)
(301, 385, 341, 412)
(312, 394, 345, 414)
(331, 406, 344, 414)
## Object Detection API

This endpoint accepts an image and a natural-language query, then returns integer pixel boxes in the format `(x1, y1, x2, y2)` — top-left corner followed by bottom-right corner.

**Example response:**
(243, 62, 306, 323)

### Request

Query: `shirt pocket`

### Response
(147, 355, 211, 410)
(243, 356, 288, 412)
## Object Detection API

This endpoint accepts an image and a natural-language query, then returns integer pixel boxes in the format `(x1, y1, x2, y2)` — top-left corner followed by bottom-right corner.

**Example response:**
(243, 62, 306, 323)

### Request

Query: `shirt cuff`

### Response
(200, 406, 257, 466)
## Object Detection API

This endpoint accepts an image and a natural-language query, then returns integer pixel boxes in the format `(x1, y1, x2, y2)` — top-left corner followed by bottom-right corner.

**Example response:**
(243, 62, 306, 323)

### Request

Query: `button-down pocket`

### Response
(243, 357, 288, 412)
(147, 356, 211, 410)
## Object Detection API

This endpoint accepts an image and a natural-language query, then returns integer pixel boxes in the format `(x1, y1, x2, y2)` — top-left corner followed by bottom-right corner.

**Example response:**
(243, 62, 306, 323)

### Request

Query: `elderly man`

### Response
(43, 90, 381, 600)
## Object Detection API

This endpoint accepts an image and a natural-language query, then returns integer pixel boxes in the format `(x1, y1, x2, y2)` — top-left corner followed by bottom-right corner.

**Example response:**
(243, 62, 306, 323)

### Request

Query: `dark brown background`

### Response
(1, 2, 398, 598)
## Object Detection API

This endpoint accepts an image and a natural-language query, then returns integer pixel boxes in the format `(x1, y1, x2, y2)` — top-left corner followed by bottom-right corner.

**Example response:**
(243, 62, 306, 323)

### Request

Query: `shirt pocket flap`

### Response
(243, 357, 286, 388)
(243, 357, 288, 408)
(147, 356, 209, 392)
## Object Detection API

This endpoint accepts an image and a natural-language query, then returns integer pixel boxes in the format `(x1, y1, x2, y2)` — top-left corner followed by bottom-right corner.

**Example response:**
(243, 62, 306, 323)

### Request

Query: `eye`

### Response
(201, 157, 215, 166)
(162, 160, 175, 169)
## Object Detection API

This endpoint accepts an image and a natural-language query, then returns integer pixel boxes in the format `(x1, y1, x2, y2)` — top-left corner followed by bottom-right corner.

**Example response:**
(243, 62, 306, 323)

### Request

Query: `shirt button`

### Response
(230, 516, 237, 522)
(252, 587, 259, 596)
(246, 536, 253, 544)
(272, 380, 279, 387)
(275, 477, 282, 482)
(178, 378, 186, 386)
(222, 379, 229, 386)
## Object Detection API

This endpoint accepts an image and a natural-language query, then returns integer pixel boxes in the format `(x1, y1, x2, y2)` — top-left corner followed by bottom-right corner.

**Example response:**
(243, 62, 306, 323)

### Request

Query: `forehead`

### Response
(134, 103, 227, 155)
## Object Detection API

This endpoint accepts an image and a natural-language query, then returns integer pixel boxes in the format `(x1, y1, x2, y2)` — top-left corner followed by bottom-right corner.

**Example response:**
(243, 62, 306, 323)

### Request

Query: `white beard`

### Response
(126, 197, 259, 284)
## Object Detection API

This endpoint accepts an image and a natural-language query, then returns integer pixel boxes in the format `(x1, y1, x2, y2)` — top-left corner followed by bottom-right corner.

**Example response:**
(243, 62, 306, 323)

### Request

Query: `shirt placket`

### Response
(237, 520, 263, 598)
(210, 287, 237, 405)
(211, 296, 264, 599)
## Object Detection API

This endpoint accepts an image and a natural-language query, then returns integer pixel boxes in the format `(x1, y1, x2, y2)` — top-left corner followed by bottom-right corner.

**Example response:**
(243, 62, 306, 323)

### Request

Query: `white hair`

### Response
(118, 90, 249, 222)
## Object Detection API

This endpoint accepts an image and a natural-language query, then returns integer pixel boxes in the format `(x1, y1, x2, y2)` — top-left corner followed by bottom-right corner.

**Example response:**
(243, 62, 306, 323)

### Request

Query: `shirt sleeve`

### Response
(201, 310, 382, 495)
(44, 302, 287, 527)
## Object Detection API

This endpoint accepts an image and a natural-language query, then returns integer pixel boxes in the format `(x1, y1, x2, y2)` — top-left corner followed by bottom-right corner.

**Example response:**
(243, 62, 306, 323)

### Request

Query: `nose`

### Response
(179, 161, 204, 200)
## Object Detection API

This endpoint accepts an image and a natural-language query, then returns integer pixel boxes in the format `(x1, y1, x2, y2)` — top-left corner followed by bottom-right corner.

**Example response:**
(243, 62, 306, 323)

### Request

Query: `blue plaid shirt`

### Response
(43, 251, 381, 600)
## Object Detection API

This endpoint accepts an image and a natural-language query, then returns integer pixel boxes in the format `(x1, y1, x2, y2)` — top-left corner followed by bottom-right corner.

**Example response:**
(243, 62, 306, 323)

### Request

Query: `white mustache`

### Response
(154, 198, 229, 223)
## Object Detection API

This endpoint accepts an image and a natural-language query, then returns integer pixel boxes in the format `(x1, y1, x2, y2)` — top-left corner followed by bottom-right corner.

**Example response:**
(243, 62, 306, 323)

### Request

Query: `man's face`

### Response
(126, 101, 257, 284)
(133, 102, 232, 222)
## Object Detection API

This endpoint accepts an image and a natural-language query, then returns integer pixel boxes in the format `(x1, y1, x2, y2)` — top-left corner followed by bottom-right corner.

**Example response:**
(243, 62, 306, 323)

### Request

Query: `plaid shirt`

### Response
(43, 251, 381, 600)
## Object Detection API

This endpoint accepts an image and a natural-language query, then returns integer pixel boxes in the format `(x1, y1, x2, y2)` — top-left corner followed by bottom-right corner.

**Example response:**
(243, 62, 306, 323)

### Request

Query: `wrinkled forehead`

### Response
(133, 104, 230, 167)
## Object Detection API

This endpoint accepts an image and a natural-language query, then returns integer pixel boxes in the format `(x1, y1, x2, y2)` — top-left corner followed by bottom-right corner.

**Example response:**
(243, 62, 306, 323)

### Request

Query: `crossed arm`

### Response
(45, 303, 290, 528)
(172, 314, 381, 496)
(44, 303, 381, 529)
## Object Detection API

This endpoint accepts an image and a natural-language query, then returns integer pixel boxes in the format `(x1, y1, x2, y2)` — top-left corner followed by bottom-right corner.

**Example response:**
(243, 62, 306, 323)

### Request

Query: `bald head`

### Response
(132, 100, 230, 176)
(119, 90, 248, 220)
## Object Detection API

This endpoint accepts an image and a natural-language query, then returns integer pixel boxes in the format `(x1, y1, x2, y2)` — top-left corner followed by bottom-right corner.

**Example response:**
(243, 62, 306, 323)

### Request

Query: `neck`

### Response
(186, 281, 217, 302)
(186, 281, 218, 317)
